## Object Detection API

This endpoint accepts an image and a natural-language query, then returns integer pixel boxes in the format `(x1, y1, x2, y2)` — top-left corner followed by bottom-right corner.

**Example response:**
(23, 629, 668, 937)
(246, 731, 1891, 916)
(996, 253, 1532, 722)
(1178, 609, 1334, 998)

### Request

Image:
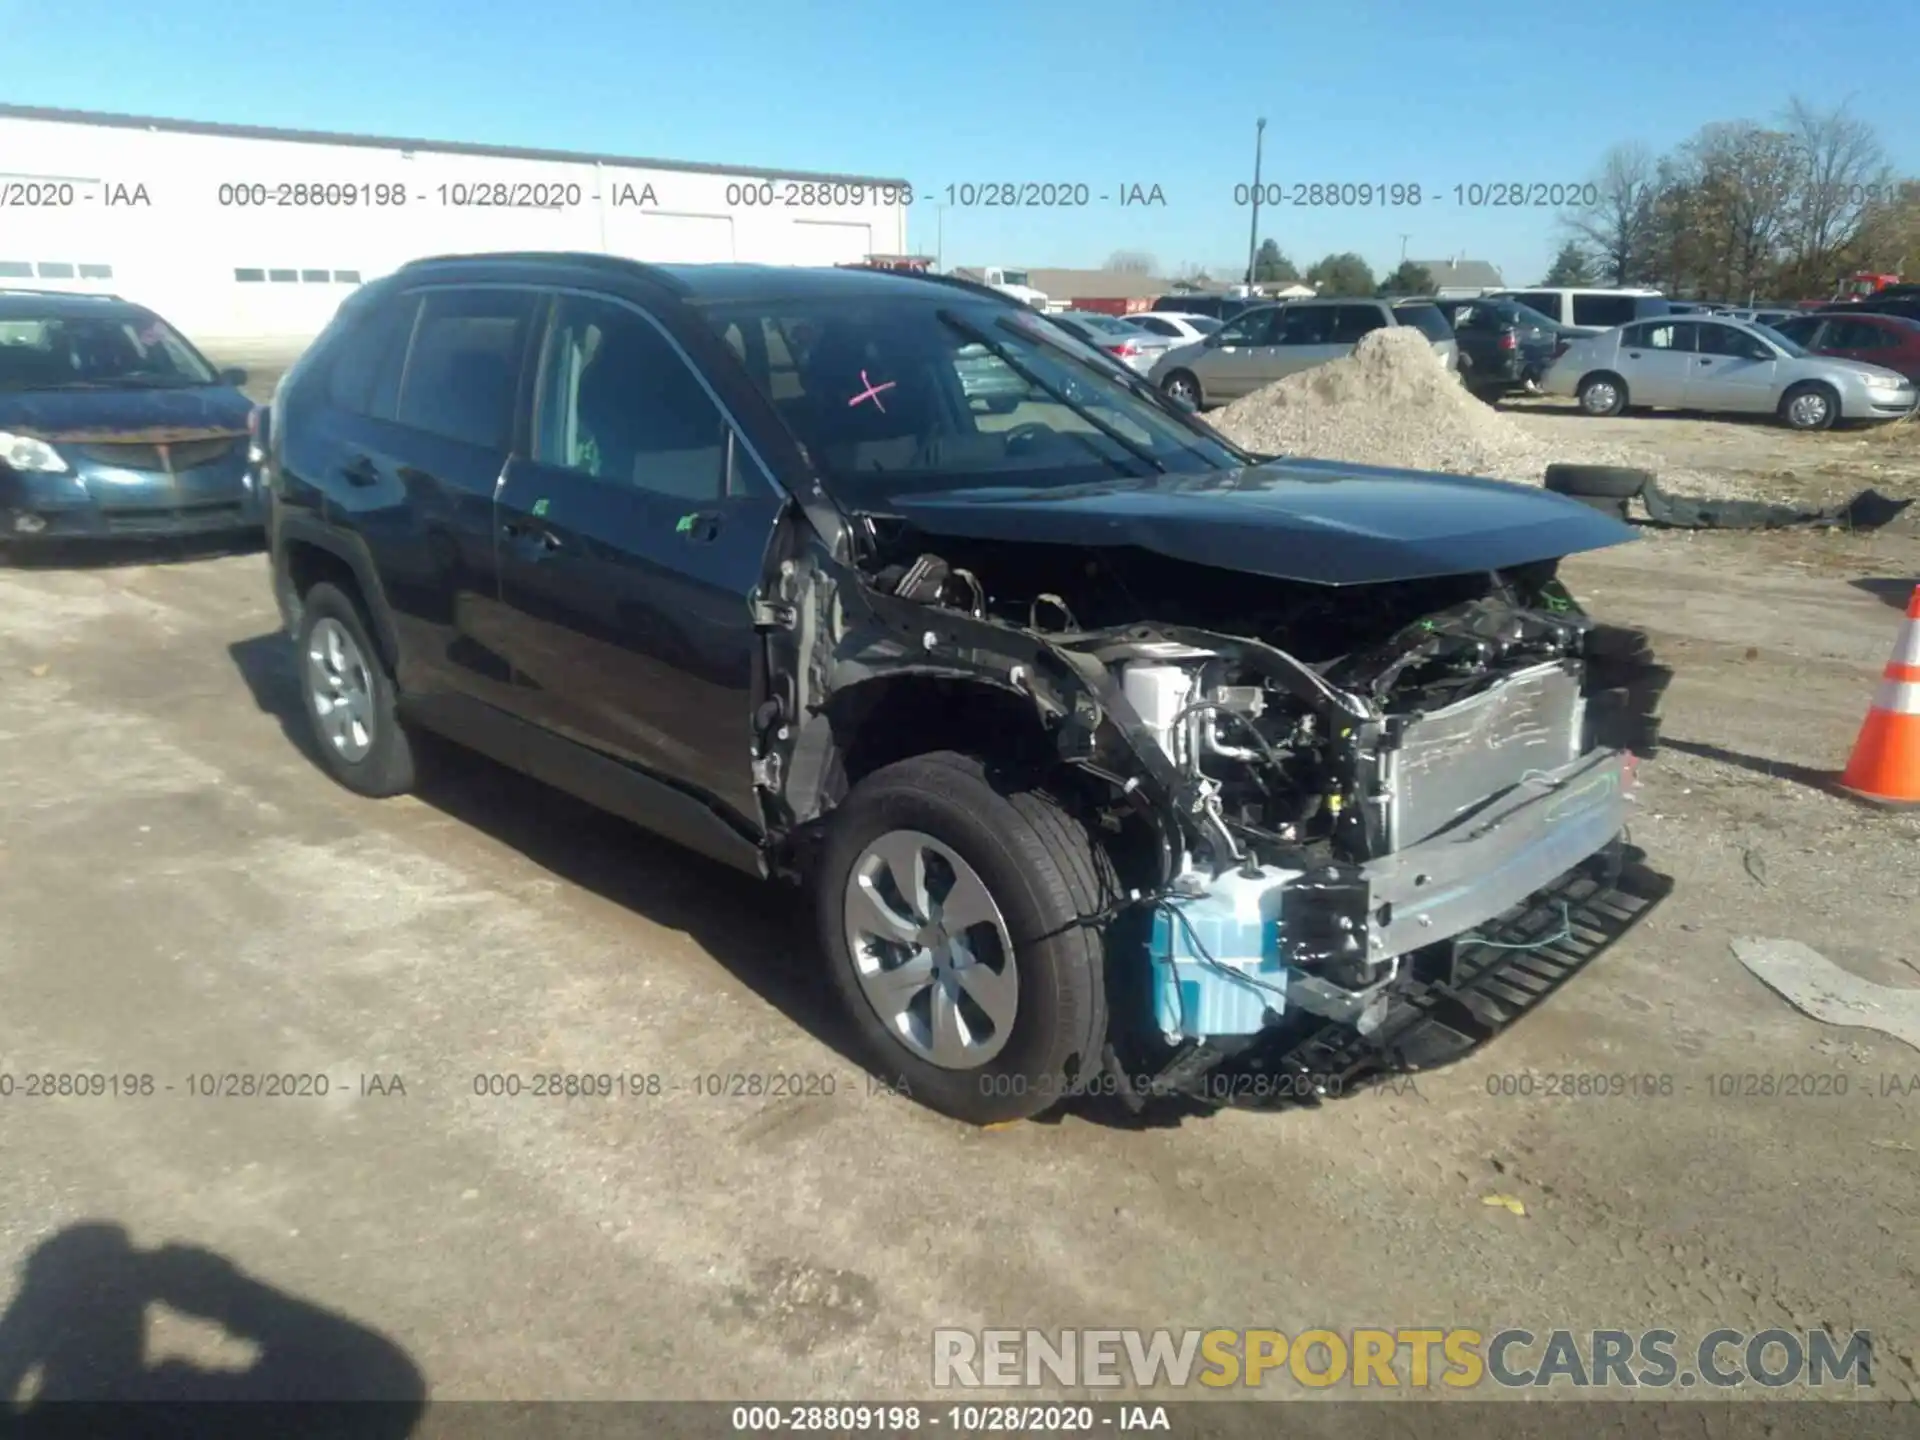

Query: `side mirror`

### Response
(219, 366, 249, 387)
(1203, 333, 1226, 348)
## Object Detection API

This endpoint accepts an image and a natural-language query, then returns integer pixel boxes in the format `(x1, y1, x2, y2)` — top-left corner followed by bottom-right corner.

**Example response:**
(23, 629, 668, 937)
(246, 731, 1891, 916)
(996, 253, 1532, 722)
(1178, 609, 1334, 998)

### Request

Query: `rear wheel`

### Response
(295, 581, 417, 798)
(815, 751, 1113, 1125)
(1779, 381, 1838, 431)
(1577, 373, 1628, 416)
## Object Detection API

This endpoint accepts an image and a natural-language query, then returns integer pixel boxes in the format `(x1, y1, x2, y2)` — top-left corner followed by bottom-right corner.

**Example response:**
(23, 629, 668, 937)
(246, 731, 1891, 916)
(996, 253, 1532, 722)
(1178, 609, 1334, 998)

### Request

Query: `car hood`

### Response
(869, 457, 1637, 586)
(0, 385, 252, 441)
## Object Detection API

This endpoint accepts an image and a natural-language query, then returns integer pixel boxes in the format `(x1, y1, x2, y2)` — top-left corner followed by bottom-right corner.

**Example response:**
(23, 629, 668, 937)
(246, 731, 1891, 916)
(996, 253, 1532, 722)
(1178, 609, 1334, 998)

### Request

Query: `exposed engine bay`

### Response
(767, 516, 1669, 1100)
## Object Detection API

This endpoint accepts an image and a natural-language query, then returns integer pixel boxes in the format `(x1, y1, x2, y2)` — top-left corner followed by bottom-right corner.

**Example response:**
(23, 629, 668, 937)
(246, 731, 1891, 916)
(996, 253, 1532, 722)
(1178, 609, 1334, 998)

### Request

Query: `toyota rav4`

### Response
(262, 253, 1670, 1124)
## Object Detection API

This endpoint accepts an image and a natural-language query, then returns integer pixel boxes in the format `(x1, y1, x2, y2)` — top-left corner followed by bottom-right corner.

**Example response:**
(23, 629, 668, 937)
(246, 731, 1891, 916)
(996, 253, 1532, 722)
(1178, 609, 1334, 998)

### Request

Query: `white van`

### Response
(1486, 287, 1671, 331)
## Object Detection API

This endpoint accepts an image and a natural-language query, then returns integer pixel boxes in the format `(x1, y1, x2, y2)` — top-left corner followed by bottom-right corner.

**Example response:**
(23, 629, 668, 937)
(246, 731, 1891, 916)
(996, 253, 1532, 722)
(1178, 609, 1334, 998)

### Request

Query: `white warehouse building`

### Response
(0, 104, 910, 357)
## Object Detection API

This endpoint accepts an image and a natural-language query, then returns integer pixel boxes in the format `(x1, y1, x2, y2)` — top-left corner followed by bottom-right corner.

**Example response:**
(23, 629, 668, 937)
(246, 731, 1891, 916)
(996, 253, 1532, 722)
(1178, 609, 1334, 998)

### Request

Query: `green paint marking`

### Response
(676, 512, 696, 534)
(531, 497, 550, 518)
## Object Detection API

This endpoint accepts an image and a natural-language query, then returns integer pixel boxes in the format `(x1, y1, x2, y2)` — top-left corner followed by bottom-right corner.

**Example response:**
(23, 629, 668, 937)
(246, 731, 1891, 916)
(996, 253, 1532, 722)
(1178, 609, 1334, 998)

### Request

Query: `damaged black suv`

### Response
(263, 253, 1667, 1124)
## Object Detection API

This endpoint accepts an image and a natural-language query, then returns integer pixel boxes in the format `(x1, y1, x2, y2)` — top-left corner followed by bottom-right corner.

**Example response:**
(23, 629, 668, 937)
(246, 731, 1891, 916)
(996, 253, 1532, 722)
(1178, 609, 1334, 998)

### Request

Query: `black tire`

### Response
(294, 581, 417, 798)
(1779, 381, 1839, 431)
(1160, 369, 1204, 410)
(1577, 372, 1628, 416)
(815, 751, 1113, 1125)
(1544, 463, 1652, 500)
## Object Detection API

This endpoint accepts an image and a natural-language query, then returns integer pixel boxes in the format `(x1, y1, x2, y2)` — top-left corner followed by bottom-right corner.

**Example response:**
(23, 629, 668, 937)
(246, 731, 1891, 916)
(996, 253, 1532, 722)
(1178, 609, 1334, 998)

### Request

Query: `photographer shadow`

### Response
(0, 1222, 425, 1438)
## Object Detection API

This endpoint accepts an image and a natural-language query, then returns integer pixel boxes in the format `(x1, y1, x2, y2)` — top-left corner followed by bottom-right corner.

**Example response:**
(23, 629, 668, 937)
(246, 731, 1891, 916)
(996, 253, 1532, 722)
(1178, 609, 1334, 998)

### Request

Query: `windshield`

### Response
(1189, 316, 1223, 335)
(999, 270, 1031, 288)
(1749, 323, 1808, 357)
(1073, 314, 1136, 334)
(703, 295, 1249, 501)
(0, 310, 217, 391)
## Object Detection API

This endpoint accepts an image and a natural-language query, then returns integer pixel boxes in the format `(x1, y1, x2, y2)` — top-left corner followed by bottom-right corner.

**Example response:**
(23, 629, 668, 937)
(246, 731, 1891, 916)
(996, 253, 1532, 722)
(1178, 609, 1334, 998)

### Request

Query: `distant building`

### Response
(1413, 258, 1505, 296)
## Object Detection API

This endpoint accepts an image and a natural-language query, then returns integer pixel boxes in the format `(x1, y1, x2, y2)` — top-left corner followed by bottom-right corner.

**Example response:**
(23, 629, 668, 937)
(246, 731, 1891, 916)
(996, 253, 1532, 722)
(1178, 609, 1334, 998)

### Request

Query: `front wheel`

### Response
(1779, 382, 1838, 431)
(815, 751, 1113, 1125)
(1160, 370, 1203, 409)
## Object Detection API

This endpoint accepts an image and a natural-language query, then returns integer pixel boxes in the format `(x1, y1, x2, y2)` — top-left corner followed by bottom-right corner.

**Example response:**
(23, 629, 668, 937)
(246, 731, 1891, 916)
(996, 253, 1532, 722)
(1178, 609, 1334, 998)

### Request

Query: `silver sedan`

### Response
(1542, 315, 1918, 430)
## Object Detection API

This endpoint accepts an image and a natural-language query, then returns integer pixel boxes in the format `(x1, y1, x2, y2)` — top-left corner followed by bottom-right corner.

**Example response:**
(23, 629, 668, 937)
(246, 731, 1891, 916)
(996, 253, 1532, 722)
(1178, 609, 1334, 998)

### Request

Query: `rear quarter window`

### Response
(325, 294, 419, 419)
(1571, 294, 1644, 328)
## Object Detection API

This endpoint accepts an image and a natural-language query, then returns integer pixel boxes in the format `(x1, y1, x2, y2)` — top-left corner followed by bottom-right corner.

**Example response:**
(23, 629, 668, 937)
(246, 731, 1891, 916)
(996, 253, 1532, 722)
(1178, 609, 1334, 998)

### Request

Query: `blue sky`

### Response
(8, 0, 1917, 286)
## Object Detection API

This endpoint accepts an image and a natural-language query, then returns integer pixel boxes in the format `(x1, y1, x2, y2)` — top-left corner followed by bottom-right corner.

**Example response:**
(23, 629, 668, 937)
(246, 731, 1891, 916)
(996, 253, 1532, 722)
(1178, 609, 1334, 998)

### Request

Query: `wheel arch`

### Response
(273, 514, 403, 674)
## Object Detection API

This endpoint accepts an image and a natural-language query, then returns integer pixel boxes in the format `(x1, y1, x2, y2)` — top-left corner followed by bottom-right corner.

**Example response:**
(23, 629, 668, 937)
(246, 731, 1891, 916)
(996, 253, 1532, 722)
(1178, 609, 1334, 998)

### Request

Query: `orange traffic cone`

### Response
(1839, 585, 1920, 807)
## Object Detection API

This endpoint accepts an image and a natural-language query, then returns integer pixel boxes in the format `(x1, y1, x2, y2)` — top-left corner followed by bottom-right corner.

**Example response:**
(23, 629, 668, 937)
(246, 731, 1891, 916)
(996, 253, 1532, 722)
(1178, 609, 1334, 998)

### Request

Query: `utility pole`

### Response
(1246, 117, 1267, 291)
(1399, 234, 1411, 265)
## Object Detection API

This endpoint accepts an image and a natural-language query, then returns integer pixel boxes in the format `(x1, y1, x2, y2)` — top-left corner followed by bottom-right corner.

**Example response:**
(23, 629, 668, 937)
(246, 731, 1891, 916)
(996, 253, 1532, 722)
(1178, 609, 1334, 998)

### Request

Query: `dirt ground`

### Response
(1504, 394, 1920, 506)
(0, 389, 1916, 1408)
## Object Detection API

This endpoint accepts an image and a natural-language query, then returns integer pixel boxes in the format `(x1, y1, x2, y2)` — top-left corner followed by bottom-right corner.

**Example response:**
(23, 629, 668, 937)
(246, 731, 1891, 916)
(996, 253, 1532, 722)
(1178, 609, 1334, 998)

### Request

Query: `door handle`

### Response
(1627, 351, 1643, 358)
(341, 455, 379, 487)
(502, 519, 564, 556)
(1698, 358, 1714, 366)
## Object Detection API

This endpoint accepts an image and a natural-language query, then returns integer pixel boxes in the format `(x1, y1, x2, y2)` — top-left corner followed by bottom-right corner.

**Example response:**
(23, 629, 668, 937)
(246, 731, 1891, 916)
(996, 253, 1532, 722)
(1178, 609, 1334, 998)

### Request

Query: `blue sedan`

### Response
(0, 290, 261, 545)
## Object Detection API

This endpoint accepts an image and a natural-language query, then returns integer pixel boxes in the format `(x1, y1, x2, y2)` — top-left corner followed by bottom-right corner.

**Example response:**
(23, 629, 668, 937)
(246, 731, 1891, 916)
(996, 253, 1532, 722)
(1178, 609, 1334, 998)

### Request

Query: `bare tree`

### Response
(1777, 98, 1893, 289)
(1563, 143, 1659, 283)
(1105, 249, 1159, 275)
(1681, 122, 1799, 297)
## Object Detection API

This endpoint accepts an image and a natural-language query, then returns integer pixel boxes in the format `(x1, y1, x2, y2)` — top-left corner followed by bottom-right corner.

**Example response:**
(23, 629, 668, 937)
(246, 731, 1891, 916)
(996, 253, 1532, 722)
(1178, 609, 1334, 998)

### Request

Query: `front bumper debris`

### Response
(1128, 837, 1672, 1110)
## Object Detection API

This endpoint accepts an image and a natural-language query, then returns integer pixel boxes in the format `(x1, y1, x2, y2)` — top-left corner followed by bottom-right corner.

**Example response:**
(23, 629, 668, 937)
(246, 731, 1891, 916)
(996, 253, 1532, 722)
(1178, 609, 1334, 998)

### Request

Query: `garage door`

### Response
(602, 211, 735, 264)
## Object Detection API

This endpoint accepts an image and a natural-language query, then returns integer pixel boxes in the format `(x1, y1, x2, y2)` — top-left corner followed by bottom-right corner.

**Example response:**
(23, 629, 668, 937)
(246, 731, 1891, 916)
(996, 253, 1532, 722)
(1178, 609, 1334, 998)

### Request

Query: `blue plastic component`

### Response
(1148, 868, 1301, 1039)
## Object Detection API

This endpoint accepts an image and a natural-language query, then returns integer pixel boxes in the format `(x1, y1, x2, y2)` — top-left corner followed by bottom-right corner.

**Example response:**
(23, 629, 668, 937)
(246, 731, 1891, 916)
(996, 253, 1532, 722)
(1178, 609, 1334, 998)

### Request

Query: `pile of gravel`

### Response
(1208, 326, 1728, 492)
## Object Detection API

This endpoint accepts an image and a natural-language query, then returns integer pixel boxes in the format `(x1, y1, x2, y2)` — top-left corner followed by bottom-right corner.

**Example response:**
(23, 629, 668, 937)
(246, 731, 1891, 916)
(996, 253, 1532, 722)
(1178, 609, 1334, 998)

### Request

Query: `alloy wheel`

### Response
(841, 829, 1018, 1069)
(305, 617, 376, 763)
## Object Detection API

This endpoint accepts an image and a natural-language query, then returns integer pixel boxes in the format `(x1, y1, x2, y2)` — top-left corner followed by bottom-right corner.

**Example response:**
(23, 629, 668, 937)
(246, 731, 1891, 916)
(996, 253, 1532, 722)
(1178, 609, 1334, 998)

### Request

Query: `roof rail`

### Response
(878, 269, 1033, 308)
(0, 287, 126, 301)
(395, 251, 691, 294)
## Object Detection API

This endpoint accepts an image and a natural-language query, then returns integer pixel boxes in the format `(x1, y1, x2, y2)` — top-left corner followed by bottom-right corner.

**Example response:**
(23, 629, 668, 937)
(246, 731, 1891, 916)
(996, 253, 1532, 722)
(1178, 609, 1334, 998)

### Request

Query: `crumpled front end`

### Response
(772, 523, 1672, 1101)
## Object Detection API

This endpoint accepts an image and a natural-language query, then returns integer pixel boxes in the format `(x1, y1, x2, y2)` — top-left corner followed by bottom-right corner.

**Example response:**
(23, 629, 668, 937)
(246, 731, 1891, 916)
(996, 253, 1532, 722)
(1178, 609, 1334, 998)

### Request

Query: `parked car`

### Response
(1543, 314, 1918, 430)
(264, 251, 1660, 1124)
(1850, 294, 1920, 324)
(1486, 287, 1671, 330)
(1127, 312, 1222, 345)
(1768, 311, 1920, 385)
(1150, 297, 1457, 408)
(955, 343, 1027, 413)
(1433, 297, 1568, 398)
(0, 289, 258, 546)
(1148, 294, 1258, 322)
(1049, 311, 1177, 376)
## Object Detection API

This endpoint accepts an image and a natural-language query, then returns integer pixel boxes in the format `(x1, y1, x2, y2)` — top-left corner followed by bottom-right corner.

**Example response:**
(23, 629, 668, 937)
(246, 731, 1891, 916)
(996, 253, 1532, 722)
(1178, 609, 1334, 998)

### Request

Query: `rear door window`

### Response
(394, 289, 536, 449)
(1629, 321, 1695, 352)
(1329, 305, 1392, 343)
